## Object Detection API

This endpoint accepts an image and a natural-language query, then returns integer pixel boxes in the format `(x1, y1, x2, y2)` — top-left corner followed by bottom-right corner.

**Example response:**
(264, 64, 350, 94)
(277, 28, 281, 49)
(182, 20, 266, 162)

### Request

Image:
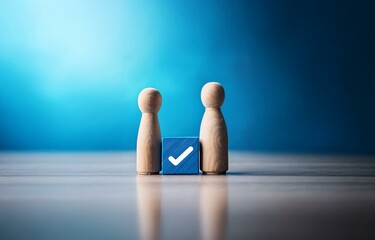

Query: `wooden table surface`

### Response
(1, 152, 375, 240)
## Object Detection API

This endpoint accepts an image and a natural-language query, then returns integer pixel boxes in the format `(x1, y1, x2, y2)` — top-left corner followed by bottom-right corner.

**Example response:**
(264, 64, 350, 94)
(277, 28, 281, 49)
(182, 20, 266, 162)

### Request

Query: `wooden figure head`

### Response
(201, 82, 225, 108)
(138, 88, 162, 113)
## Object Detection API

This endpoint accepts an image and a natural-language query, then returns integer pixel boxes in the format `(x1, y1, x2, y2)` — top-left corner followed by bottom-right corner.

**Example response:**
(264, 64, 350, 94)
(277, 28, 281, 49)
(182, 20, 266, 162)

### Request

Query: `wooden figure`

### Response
(199, 82, 228, 174)
(137, 88, 162, 175)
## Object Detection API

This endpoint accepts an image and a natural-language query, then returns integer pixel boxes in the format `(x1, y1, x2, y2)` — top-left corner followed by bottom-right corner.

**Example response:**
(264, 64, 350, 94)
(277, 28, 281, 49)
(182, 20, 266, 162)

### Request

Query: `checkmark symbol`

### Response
(168, 146, 194, 166)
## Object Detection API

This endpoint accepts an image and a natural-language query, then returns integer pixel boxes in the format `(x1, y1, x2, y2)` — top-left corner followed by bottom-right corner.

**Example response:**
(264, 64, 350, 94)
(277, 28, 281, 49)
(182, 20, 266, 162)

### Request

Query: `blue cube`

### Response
(162, 137, 199, 175)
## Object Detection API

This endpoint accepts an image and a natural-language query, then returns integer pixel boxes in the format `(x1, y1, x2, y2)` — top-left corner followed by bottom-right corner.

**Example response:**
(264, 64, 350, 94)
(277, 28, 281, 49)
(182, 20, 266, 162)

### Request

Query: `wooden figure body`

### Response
(137, 88, 162, 175)
(199, 82, 228, 174)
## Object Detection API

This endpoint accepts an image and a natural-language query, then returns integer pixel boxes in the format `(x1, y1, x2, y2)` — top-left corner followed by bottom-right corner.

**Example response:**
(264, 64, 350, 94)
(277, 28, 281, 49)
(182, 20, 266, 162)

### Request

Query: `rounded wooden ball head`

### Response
(138, 88, 162, 114)
(201, 82, 225, 108)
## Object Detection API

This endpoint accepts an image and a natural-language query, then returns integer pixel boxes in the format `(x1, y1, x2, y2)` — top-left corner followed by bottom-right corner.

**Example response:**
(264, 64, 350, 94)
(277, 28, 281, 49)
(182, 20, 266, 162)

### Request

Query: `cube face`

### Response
(162, 137, 199, 175)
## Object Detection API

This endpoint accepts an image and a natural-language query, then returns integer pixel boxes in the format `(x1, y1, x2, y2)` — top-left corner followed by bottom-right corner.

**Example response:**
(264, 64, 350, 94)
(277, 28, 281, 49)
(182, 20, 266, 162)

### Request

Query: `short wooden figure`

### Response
(136, 88, 162, 175)
(200, 82, 228, 174)
(162, 137, 199, 175)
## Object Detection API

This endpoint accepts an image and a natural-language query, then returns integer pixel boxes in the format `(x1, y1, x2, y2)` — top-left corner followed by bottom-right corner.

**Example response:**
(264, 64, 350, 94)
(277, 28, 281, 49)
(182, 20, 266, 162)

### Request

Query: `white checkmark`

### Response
(168, 146, 194, 166)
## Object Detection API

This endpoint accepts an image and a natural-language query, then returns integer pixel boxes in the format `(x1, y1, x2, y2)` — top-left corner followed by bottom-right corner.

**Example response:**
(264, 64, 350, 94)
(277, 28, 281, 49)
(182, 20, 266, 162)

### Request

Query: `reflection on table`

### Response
(136, 175, 229, 240)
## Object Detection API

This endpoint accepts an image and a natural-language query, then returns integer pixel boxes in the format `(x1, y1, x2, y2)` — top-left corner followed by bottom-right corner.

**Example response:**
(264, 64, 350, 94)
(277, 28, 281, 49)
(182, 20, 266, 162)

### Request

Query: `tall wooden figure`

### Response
(200, 82, 228, 174)
(137, 88, 162, 175)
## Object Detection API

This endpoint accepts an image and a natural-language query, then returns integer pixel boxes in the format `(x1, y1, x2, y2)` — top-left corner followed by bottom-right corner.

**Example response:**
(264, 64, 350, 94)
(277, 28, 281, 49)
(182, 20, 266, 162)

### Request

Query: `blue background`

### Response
(0, 0, 374, 154)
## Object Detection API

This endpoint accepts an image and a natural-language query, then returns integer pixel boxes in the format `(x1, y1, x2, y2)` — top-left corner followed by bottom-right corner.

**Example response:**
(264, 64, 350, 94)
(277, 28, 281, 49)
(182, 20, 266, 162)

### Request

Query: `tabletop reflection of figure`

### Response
(200, 176, 229, 240)
(136, 176, 162, 240)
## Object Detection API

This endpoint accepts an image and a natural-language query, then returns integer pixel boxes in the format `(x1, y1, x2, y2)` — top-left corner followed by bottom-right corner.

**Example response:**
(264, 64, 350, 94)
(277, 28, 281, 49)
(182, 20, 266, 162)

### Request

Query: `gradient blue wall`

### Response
(0, 0, 374, 153)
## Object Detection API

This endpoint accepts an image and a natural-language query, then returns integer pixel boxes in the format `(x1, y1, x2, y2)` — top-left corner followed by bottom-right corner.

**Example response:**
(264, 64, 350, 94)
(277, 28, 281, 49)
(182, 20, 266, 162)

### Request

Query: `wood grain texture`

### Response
(137, 88, 162, 174)
(200, 82, 228, 174)
(1, 153, 375, 240)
